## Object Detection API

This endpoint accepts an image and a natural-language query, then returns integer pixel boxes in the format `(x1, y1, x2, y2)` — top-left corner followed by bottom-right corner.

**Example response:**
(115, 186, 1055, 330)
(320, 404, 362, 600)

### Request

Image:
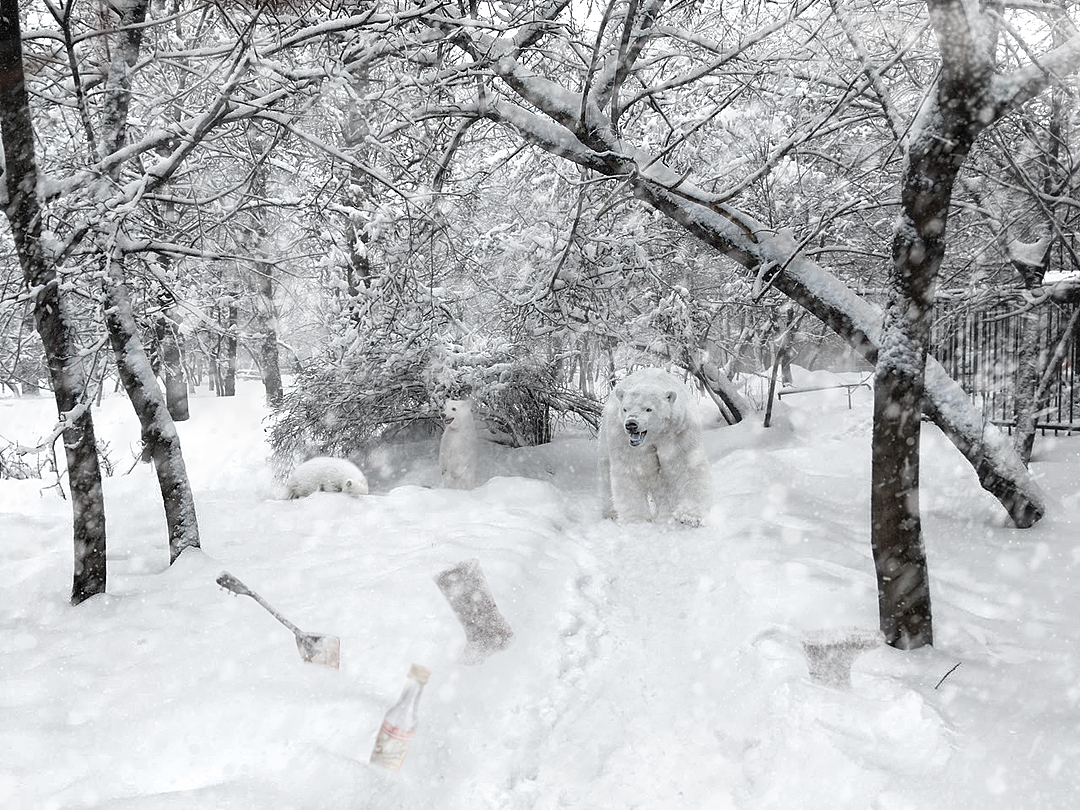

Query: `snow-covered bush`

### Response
(267, 345, 601, 475)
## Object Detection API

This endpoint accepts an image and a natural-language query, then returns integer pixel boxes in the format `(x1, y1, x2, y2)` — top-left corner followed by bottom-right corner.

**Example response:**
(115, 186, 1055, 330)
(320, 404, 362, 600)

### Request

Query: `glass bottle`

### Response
(369, 663, 431, 771)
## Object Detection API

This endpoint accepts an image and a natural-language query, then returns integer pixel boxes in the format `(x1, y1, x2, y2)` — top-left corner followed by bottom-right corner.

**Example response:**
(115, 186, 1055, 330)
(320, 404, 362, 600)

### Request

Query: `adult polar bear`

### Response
(598, 368, 713, 526)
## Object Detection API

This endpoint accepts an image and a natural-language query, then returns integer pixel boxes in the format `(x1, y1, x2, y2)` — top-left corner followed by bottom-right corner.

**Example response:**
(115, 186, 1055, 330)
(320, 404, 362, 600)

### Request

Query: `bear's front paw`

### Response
(673, 510, 704, 527)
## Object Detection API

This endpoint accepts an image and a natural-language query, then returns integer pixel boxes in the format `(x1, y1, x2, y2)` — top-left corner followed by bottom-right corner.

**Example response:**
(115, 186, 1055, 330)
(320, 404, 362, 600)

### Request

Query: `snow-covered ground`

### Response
(2, 370, 1079, 809)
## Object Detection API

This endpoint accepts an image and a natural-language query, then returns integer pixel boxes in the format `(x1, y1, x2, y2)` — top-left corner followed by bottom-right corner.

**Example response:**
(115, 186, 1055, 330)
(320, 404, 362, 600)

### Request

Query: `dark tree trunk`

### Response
(244, 138, 284, 408)
(871, 352, 933, 648)
(261, 328, 283, 407)
(254, 257, 283, 408)
(155, 312, 190, 422)
(1012, 306, 1045, 465)
(98, 0, 148, 161)
(0, 0, 108, 604)
(869, 0, 1003, 648)
(223, 302, 238, 397)
(872, 125, 964, 649)
(1013, 42, 1065, 465)
(104, 253, 200, 562)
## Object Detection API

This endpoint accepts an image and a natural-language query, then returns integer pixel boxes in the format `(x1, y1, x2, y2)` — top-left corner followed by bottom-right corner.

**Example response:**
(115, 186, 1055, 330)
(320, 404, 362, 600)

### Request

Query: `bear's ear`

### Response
(615, 388, 625, 401)
(665, 389, 677, 403)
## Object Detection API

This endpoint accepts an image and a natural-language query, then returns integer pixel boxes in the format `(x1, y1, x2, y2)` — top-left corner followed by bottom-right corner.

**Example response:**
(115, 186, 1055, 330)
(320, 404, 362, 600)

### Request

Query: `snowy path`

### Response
(522, 521, 742, 809)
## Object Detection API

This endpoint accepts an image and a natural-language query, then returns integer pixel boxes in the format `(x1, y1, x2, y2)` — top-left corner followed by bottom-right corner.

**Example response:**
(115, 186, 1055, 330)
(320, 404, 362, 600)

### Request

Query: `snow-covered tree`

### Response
(384, 0, 1080, 647)
(0, 0, 108, 603)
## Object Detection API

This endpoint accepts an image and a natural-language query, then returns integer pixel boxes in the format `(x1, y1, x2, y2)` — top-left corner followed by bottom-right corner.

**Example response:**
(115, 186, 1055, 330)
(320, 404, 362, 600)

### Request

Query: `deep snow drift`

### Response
(1, 372, 1078, 809)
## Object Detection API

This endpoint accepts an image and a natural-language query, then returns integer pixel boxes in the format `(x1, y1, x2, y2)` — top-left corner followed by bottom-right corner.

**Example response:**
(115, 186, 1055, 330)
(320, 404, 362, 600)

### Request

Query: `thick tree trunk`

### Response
(870, 107, 969, 649)
(868, 0, 1013, 648)
(872, 314, 934, 648)
(871, 358, 933, 648)
(104, 253, 200, 563)
(1, 1, 108, 604)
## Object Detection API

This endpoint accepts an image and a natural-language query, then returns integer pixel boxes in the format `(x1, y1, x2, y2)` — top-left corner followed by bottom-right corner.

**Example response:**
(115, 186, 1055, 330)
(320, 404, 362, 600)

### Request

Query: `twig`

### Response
(934, 662, 962, 689)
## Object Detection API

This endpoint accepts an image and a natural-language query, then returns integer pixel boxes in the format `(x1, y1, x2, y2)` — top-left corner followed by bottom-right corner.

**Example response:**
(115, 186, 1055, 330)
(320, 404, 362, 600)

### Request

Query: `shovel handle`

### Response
(216, 571, 254, 597)
(216, 571, 302, 636)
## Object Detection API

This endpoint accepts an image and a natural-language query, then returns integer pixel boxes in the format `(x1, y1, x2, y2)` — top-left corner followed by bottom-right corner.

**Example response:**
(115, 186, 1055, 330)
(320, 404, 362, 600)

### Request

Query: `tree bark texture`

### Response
(223, 302, 238, 397)
(867, 0, 1053, 647)
(0, 0, 108, 604)
(1012, 307, 1044, 465)
(261, 322, 283, 407)
(155, 312, 190, 422)
(97, 0, 199, 561)
(104, 253, 200, 563)
(245, 140, 284, 408)
(98, 0, 148, 162)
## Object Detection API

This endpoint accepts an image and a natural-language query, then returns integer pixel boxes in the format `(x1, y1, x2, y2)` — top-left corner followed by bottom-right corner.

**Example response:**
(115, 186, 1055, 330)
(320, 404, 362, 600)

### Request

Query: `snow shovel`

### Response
(216, 571, 340, 669)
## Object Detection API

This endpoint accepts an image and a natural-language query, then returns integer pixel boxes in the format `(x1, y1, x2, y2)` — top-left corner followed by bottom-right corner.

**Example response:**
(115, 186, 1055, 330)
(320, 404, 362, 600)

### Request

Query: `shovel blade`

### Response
(296, 633, 340, 668)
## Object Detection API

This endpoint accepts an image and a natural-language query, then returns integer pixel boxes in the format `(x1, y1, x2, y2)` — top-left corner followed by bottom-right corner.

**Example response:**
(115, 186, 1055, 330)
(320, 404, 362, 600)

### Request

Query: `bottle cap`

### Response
(408, 664, 431, 684)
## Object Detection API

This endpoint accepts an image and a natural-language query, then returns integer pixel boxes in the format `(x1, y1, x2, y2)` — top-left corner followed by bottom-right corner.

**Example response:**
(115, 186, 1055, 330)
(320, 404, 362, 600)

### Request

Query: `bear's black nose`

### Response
(624, 419, 638, 433)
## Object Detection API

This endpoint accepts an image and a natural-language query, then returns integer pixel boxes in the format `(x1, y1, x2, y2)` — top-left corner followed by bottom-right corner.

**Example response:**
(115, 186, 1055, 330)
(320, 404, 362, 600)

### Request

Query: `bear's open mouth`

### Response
(444, 417, 455, 425)
(628, 430, 646, 447)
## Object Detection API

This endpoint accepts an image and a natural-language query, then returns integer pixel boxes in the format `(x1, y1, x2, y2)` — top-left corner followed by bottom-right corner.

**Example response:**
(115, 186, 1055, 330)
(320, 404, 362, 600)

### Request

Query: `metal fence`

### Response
(930, 300, 1080, 430)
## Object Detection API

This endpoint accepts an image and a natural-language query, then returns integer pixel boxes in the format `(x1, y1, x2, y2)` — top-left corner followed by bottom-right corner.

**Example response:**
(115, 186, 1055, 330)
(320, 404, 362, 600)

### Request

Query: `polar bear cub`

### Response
(284, 456, 368, 499)
(598, 367, 712, 526)
(440, 399, 478, 490)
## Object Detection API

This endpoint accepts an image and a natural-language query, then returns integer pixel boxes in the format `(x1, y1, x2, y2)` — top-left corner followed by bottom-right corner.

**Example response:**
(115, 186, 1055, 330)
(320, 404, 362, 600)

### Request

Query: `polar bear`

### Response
(440, 399, 478, 490)
(284, 456, 368, 499)
(598, 367, 712, 526)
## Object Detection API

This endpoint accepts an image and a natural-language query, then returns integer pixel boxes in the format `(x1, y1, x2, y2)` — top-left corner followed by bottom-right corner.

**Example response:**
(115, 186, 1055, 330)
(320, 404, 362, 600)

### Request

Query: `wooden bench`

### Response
(991, 419, 1080, 437)
(776, 381, 872, 409)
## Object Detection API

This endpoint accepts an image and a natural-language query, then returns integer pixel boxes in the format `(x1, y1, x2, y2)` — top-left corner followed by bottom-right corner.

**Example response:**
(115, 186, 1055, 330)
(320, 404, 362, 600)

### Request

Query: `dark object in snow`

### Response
(801, 627, 882, 688)
(216, 571, 340, 668)
(934, 662, 962, 690)
(434, 559, 515, 665)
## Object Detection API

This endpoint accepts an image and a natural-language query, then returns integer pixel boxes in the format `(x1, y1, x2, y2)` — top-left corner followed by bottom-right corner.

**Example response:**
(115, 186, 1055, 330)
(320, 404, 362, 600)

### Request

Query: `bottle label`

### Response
(370, 720, 416, 771)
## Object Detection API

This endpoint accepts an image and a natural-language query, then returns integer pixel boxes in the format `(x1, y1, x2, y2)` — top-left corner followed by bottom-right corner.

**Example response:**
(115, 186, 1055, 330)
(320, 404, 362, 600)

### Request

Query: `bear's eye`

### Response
(645, 407, 652, 413)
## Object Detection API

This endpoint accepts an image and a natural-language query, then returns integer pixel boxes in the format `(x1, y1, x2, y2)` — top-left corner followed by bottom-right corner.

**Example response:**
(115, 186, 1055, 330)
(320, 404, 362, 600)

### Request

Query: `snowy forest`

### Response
(3, 0, 1080, 685)
(4, 1, 1080, 806)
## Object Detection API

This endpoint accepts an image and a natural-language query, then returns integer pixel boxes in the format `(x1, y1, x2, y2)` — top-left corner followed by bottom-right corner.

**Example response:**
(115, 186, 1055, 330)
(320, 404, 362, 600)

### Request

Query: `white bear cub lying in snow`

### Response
(440, 399, 478, 490)
(284, 456, 368, 499)
(598, 367, 712, 526)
